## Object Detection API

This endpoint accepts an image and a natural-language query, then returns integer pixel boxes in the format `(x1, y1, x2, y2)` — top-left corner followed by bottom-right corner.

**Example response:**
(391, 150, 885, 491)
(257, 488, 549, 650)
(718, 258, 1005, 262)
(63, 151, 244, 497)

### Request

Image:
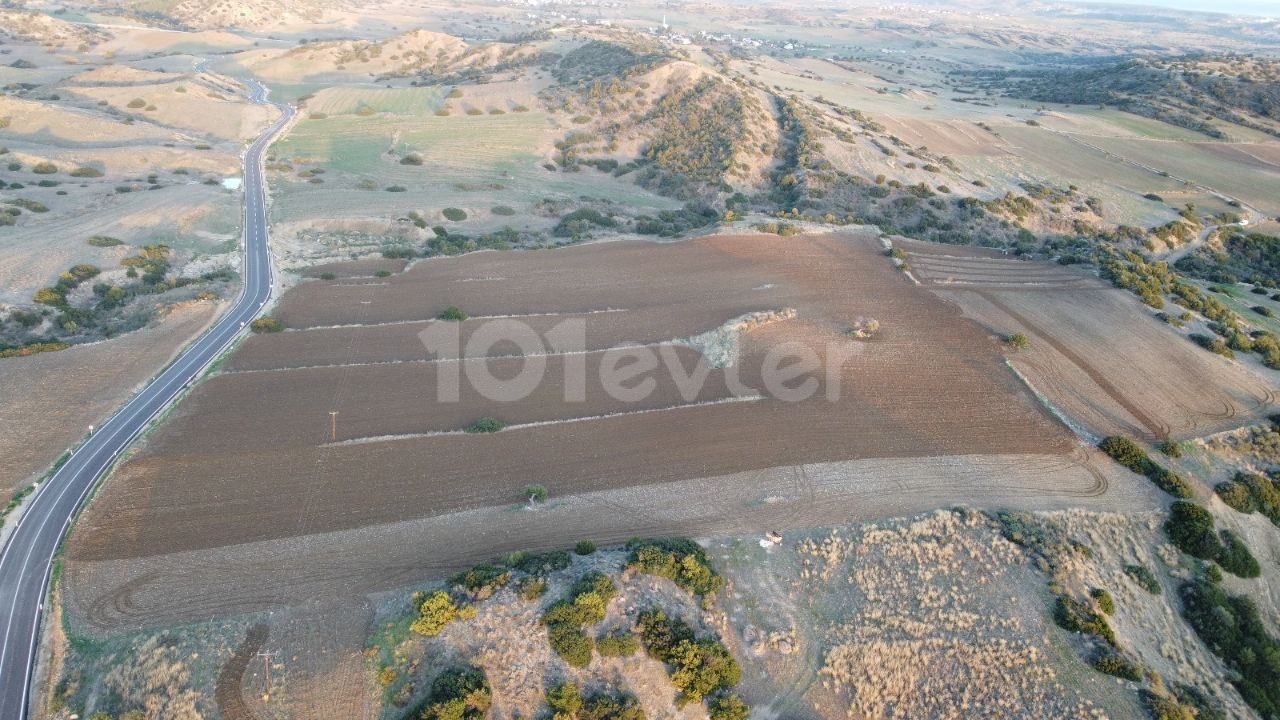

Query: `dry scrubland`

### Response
(712, 508, 1260, 719)
(0, 301, 217, 497)
(61, 508, 1257, 720)
(63, 231, 1168, 635)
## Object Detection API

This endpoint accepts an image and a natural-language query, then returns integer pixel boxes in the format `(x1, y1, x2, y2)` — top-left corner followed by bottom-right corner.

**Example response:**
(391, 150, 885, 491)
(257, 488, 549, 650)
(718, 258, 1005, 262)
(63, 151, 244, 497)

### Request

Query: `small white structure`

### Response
(222, 177, 242, 190)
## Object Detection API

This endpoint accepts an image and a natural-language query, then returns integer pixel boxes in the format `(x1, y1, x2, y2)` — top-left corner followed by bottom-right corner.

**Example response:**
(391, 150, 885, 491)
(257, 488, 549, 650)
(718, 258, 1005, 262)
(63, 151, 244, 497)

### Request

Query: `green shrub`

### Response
(708, 695, 749, 720)
(385, 185, 407, 192)
(1158, 441, 1183, 458)
(1171, 683, 1226, 720)
(127, 98, 146, 108)
(543, 571, 618, 665)
(524, 483, 547, 502)
(1216, 478, 1257, 513)
(1090, 588, 1115, 615)
(249, 317, 284, 333)
(508, 549, 571, 575)
(1164, 501, 1222, 560)
(374, 269, 392, 278)
(1216, 529, 1261, 578)
(450, 563, 511, 599)
(574, 540, 597, 555)
(1098, 436, 1192, 498)
(31, 161, 57, 174)
(517, 576, 547, 601)
(1215, 472, 1280, 527)
(1124, 564, 1161, 594)
(410, 590, 474, 637)
(69, 167, 103, 178)
(400, 153, 423, 166)
(547, 683, 646, 720)
(418, 666, 491, 720)
(1141, 690, 1196, 720)
(381, 245, 415, 259)
(1178, 575, 1280, 718)
(87, 235, 123, 247)
(596, 630, 639, 657)
(547, 682, 583, 717)
(636, 610, 695, 662)
(553, 208, 615, 238)
(548, 624, 593, 667)
(636, 611, 739, 705)
(319, 272, 336, 280)
(1005, 331, 1030, 350)
(437, 305, 467, 321)
(491, 205, 516, 216)
(626, 538, 723, 597)
(1053, 595, 1116, 646)
(1093, 651, 1142, 681)
(466, 417, 504, 434)
(1189, 332, 1234, 358)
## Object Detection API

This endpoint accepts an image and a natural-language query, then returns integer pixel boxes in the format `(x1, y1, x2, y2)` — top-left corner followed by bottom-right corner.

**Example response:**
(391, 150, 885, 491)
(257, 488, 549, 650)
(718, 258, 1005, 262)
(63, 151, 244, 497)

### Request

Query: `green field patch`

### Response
(305, 86, 447, 116)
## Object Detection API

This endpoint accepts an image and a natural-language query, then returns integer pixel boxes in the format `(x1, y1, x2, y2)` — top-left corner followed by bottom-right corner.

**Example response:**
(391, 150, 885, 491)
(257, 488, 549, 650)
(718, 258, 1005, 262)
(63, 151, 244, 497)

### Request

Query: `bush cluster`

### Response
(450, 563, 511, 600)
(1215, 471, 1280, 527)
(595, 630, 639, 657)
(1164, 501, 1260, 578)
(1180, 573, 1280, 717)
(636, 610, 742, 707)
(416, 666, 491, 720)
(1093, 651, 1142, 681)
(410, 589, 475, 637)
(546, 682, 645, 720)
(625, 538, 723, 597)
(249, 317, 284, 333)
(1053, 595, 1116, 647)
(542, 571, 618, 667)
(1097, 436, 1192, 498)
(1123, 564, 1161, 595)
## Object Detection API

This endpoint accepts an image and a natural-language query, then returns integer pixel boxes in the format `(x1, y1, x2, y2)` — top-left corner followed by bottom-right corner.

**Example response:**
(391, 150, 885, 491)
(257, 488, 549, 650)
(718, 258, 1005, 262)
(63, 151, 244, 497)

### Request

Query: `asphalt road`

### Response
(0, 74, 293, 719)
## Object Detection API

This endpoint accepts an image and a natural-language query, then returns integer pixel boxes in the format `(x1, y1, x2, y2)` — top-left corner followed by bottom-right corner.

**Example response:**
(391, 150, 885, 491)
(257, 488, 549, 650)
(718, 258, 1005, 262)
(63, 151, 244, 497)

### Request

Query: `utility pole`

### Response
(329, 410, 338, 442)
(256, 649, 277, 699)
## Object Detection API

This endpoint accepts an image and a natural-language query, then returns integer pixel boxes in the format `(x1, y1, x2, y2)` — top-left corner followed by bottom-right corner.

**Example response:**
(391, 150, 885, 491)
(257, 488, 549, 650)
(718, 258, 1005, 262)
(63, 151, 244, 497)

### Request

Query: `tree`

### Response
(1005, 331, 1030, 350)
(1164, 502, 1222, 560)
(438, 306, 467, 321)
(411, 590, 472, 637)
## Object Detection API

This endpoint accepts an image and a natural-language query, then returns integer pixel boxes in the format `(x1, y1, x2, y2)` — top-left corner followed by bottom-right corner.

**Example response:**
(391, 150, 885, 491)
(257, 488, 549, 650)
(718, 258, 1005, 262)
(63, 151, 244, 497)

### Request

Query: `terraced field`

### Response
(902, 238, 1276, 441)
(63, 230, 1154, 632)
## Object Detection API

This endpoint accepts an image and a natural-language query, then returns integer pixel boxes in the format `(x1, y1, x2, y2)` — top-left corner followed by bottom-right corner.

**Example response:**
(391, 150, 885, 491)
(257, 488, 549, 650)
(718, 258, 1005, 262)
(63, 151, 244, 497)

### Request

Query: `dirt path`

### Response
(214, 624, 268, 720)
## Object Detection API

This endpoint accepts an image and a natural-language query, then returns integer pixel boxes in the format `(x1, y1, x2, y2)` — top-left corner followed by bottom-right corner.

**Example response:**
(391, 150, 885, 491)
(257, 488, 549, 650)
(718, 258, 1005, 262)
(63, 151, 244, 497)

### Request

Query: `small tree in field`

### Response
(437, 305, 467, 322)
(1005, 332, 1030, 350)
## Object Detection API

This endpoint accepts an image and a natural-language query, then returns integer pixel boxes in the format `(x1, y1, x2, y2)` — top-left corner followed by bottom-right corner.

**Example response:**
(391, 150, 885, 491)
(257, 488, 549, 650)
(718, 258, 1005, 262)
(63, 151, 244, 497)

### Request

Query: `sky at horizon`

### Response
(1071, 0, 1278, 16)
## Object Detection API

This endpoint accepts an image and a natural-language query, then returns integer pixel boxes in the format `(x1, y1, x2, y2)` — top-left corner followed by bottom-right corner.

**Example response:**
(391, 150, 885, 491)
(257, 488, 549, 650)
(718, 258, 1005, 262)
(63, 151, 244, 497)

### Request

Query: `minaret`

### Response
(662, 13, 668, 31)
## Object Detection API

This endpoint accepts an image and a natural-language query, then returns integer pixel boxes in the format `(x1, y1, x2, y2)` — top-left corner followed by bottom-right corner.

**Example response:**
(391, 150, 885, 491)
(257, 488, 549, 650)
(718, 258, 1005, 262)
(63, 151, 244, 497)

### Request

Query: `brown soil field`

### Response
(0, 300, 219, 498)
(225, 304, 775, 372)
(898, 238, 1276, 441)
(59, 231, 1172, 634)
(70, 231, 1075, 554)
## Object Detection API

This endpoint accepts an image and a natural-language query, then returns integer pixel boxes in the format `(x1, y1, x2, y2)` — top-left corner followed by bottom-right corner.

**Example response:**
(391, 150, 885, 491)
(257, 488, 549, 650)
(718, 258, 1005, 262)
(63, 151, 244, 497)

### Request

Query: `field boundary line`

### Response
(322, 395, 766, 447)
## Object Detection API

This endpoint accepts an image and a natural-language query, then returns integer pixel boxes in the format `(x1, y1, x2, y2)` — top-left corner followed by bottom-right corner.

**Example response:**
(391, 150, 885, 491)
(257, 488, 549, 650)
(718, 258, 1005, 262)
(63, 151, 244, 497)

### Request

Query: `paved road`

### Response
(0, 73, 293, 719)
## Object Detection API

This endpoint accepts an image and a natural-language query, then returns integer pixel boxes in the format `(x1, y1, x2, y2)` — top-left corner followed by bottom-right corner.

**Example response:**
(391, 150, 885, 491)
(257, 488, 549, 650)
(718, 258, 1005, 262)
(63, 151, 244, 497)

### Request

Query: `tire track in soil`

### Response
(974, 291, 1172, 442)
(215, 623, 269, 720)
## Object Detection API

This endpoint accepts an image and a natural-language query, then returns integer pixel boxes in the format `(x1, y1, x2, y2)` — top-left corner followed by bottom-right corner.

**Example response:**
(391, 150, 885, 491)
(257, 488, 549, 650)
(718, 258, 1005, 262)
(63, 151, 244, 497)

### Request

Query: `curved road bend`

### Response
(0, 74, 294, 719)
